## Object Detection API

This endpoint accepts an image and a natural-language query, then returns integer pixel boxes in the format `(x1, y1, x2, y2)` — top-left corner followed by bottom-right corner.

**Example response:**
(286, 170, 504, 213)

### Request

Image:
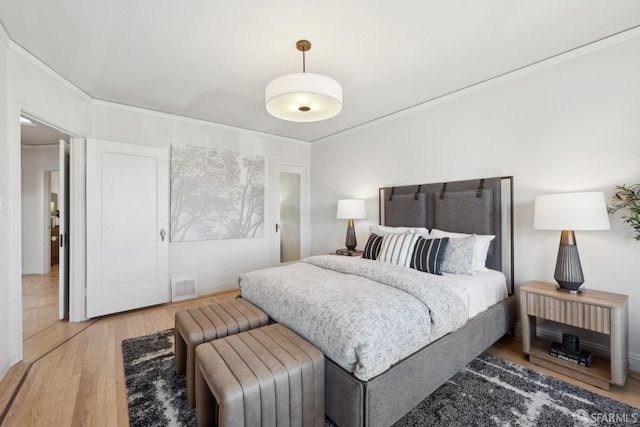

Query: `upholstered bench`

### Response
(175, 298, 269, 407)
(195, 323, 325, 427)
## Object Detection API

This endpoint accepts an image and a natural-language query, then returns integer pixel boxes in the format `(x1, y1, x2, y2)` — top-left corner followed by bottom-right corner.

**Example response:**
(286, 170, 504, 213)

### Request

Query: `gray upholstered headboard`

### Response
(379, 176, 514, 294)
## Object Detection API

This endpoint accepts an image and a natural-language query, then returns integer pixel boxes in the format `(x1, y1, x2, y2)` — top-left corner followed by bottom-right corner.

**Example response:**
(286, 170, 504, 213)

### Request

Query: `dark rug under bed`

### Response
(122, 329, 639, 427)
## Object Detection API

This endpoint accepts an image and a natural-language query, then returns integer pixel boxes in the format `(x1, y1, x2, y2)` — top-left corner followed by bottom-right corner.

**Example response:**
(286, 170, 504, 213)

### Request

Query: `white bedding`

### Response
(443, 269, 508, 319)
(238, 255, 507, 381)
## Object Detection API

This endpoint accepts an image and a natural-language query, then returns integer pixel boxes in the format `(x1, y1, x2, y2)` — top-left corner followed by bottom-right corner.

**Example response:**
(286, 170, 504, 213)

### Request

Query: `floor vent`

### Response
(171, 277, 199, 302)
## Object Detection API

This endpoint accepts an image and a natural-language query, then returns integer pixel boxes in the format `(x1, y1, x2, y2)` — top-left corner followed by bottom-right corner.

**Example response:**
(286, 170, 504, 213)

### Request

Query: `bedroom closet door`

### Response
(86, 139, 169, 318)
(272, 163, 308, 265)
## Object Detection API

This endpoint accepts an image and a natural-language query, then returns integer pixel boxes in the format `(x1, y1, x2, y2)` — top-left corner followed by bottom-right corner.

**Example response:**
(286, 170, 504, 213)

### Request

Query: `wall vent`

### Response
(171, 276, 199, 302)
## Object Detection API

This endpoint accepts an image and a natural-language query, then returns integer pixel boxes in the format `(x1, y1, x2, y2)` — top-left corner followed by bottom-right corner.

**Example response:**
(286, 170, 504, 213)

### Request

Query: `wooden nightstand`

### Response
(520, 281, 628, 390)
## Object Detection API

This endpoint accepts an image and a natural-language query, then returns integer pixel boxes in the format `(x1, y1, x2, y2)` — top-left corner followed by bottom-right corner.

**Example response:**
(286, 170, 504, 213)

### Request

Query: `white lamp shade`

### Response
(336, 199, 366, 219)
(533, 192, 610, 231)
(266, 73, 342, 122)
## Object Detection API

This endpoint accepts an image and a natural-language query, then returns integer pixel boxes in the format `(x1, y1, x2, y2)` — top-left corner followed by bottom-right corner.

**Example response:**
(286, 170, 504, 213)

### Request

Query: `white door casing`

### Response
(86, 139, 169, 318)
(69, 137, 86, 322)
(58, 140, 70, 319)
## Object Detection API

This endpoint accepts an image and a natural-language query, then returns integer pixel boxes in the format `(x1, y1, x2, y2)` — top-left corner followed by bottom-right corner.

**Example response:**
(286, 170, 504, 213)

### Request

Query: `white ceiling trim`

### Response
(2, 2, 639, 143)
(313, 25, 640, 145)
(8, 39, 93, 103)
(0, 17, 9, 46)
(92, 99, 313, 146)
(6, 19, 640, 147)
(9, 27, 310, 146)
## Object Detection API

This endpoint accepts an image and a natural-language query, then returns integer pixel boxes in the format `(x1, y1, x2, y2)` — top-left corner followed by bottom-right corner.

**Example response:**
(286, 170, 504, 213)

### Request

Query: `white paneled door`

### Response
(86, 139, 169, 318)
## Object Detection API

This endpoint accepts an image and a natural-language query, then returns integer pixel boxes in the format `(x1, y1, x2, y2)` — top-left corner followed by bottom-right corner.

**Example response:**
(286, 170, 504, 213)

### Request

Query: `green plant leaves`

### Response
(608, 184, 640, 241)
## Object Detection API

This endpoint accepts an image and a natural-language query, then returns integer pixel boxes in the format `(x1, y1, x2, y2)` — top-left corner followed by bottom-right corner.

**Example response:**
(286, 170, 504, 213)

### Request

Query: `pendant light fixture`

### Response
(265, 40, 342, 122)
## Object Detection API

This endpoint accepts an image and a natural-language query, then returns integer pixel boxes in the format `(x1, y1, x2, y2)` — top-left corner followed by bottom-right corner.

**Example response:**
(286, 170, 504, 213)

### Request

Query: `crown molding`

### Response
(8, 41, 93, 103)
(313, 25, 640, 145)
(0, 18, 10, 47)
(93, 99, 311, 146)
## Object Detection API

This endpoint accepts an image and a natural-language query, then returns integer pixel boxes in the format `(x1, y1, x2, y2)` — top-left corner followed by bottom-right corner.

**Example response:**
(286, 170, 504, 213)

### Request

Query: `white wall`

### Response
(0, 40, 311, 374)
(2, 19, 638, 384)
(311, 35, 640, 370)
(2, 41, 94, 368)
(92, 103, 311, 295)
(21, 145, 59, 274)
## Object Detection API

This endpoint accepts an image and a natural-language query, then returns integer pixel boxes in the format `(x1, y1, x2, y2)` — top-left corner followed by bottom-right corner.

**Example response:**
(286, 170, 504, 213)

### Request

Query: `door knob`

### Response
(275, 223, 280, 233)
(160, 228, 167, 241)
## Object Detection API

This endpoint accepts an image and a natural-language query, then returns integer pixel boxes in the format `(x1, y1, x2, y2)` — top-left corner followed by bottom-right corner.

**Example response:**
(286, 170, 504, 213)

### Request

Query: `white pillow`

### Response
(377, 232, 420, 267)
(429, 229, 495, 272)
(369, 225, 429, 237)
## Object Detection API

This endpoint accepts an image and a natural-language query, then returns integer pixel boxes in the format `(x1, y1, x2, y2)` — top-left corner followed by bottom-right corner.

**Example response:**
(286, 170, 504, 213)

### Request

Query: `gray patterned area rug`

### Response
(122, 329, 639, 427)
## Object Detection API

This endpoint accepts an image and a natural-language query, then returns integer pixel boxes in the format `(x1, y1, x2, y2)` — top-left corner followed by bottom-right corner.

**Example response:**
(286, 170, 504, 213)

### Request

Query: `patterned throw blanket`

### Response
(238, 255, 467, 381)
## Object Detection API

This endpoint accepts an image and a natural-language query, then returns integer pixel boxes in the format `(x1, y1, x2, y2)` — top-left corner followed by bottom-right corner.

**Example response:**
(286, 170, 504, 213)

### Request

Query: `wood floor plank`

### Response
(1, 286, 638, 426)
(0, 362, 28, 421)
(22, 265, 60, 341)
(22, 320, 97, 365)
(489, 335, 640, 408)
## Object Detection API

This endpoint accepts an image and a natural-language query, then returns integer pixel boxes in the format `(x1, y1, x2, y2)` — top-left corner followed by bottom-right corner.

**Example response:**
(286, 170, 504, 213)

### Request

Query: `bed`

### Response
(239, 176, 517, 427)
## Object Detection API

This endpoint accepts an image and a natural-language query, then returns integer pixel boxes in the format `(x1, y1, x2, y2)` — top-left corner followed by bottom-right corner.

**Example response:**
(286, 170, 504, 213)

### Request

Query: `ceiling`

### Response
(2, 1, 640, 143)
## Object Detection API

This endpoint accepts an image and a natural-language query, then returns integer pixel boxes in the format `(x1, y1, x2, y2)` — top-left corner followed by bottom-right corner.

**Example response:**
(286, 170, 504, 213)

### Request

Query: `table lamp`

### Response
(533, 192, 610, 293)
(336, 199, 366, 251)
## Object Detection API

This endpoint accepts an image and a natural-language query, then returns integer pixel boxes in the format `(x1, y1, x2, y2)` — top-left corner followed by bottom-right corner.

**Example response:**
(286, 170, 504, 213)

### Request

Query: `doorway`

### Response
(20, 115, 72, 338)
(271, 162, 309, 265)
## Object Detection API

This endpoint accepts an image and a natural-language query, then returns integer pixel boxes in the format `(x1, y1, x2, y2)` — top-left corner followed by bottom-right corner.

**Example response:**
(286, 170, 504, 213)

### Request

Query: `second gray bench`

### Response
(195, 323, 325, 427)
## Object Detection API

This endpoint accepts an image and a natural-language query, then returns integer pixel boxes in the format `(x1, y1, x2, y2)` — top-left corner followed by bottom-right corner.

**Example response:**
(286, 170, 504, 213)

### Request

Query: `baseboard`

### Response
(0, 353, 12, 382)
(512, 322, 640, 373)
(630, 354, 640, 375)
(195, 282, 239, 298)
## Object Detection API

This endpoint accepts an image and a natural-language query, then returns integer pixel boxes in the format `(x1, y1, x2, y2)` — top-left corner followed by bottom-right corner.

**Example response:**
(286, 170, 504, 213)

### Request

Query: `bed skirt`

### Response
(325, 293, 518, 427)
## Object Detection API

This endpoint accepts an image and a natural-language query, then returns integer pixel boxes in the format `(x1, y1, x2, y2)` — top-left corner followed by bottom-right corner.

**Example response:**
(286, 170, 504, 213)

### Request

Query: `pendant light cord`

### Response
(296, 40, 311, 74)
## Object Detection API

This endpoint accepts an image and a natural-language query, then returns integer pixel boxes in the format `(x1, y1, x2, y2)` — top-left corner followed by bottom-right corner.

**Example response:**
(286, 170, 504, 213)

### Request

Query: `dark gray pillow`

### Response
(362, 233, 383, 260)
(410, 237, 449, 275)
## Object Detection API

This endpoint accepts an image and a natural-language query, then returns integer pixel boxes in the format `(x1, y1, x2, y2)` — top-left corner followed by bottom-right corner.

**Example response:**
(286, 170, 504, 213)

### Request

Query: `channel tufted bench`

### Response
(175, 298, 269, 407)
(195, 323, 325, 427)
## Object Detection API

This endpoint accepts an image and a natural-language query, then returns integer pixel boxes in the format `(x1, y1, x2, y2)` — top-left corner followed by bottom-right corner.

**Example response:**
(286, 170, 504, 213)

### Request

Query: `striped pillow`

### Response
(410, 237, 449, 275)
(377, 232, 420, 267)
(363, 233, 384, 260)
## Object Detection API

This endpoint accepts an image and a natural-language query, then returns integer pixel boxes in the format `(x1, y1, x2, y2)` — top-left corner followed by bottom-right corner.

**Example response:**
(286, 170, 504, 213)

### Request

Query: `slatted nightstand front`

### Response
(520, 281, 628, 390)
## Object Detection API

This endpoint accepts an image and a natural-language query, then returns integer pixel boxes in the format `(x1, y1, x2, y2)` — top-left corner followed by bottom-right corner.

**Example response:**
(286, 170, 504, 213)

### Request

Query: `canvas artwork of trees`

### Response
(170, 145, 265, 242)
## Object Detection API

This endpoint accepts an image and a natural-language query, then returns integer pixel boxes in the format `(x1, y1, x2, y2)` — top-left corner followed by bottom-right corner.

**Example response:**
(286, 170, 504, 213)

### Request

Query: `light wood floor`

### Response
(1, 290, 638, 426)
(22, 264, 61, 340)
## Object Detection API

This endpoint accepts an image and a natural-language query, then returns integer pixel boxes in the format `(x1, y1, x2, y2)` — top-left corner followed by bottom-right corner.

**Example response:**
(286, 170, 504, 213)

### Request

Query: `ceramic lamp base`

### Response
(554, 236, 584, 293)
(345, 219, 357, 251)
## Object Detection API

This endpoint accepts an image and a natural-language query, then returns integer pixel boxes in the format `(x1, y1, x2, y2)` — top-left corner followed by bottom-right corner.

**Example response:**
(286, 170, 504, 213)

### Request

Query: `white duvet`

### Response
(238, 255, 469, 381)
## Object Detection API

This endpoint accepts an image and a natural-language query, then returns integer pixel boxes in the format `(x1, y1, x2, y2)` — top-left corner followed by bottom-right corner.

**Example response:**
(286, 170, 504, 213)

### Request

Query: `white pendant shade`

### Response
(266, 73, 342, 122)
